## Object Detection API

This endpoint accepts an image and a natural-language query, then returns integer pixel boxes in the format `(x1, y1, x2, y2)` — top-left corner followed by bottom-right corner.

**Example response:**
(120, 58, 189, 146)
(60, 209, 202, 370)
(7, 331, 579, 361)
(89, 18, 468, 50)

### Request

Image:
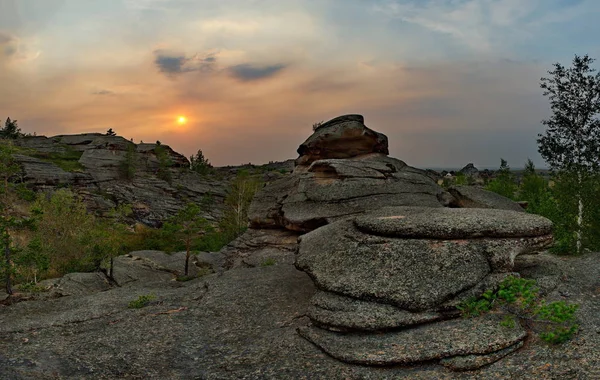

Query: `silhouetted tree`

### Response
(0, 118, 22, 139)
(190, 149, 212, 175)
(105, 128, 117, 136)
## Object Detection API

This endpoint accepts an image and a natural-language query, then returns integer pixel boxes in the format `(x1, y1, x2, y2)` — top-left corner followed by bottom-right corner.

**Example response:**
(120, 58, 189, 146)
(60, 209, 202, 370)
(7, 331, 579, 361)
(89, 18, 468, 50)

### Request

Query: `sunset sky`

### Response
(1, 0, 599, 168)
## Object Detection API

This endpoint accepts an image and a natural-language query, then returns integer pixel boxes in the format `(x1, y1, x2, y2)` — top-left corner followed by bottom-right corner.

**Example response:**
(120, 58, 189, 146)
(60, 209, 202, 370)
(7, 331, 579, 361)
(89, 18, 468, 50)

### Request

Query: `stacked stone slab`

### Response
(295, 206, 553, 370)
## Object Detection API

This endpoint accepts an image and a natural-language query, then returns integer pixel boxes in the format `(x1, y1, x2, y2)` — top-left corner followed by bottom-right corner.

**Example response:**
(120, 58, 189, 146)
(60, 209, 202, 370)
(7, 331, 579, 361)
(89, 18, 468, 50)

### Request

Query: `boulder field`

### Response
(2, 115, 599, 379)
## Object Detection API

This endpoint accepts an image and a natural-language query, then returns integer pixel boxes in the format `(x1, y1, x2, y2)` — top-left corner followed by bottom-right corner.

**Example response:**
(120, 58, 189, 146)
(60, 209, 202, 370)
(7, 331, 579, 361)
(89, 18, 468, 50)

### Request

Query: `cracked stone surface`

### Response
(1, 253, 599, 379)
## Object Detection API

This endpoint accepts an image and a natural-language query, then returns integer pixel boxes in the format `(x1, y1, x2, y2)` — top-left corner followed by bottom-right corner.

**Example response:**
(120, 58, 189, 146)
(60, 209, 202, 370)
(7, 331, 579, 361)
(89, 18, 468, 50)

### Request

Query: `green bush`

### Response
(128, 294, 156, 309)
(458, 276, 579, 344)
(261, 258, 276, 267)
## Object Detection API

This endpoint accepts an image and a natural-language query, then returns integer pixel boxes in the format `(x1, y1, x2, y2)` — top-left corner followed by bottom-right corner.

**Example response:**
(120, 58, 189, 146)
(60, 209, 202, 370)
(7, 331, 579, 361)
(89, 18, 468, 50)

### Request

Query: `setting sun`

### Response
(178, 116, 187, 124)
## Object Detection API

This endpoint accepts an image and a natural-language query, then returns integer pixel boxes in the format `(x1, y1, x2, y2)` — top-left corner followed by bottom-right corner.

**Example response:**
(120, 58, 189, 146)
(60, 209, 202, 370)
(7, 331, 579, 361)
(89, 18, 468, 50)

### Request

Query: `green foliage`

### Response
(29, 146, 84, 172)
(190, 149, 213, 175)
(163, 203, 209, 276)
(219, 170, 261, 241)
(261, 258, 276, 267)
(0, 118, 22, 139)
(485, 159, 517, 199)
(14, 184, 36, 202)
(120, 143, 137, 180)
(458, 276, 579, 344)
(128, 294, 155, 309)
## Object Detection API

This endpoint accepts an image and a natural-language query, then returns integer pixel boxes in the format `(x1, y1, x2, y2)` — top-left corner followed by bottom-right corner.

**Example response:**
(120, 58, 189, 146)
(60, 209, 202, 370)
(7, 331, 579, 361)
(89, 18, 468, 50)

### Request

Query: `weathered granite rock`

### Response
(308, 291, 444, 331)
(440, 341, 524, 371)
(298, 314, 527, 366)
(448, 185, 525, 212)
(14, 133, 228, 226)
(296, 207, 552, 311)
(251, 155, 451, 232)
(296, 114, 388, 166)
(221, 228, 300, 269)
(37, 273, 111, 297)
(354, 206, 552, 239)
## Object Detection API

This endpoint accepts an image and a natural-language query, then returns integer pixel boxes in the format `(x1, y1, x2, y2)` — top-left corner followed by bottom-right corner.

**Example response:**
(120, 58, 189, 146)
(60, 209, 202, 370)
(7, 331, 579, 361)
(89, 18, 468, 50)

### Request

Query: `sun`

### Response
(177, 116, 187, 124)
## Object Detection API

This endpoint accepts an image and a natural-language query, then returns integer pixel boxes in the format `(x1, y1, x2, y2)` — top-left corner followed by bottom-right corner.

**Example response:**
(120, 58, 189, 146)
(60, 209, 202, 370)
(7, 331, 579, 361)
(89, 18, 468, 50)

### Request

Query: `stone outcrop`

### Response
(14, 134, 227, 226)
(448, 185, 525, 212)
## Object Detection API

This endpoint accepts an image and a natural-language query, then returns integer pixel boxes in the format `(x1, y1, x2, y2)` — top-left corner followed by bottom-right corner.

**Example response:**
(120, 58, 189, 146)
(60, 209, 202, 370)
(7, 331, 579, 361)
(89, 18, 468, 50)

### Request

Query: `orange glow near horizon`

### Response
(178, 116, 187, 124)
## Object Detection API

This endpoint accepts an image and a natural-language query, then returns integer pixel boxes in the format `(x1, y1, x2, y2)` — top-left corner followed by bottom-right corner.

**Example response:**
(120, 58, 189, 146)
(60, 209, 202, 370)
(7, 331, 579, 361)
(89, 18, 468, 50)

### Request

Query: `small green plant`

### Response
(128, 294, 156, 309)
(457, 276, 579, 344)
(176, 275, 196, 282)
(17, 282, 47, 293)
(261, 258, 276, 267)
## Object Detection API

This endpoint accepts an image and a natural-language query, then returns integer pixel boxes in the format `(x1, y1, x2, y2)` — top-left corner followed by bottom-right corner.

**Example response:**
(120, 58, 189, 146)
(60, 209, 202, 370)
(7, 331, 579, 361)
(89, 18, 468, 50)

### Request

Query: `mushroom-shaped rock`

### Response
(296, 115, 388, 166)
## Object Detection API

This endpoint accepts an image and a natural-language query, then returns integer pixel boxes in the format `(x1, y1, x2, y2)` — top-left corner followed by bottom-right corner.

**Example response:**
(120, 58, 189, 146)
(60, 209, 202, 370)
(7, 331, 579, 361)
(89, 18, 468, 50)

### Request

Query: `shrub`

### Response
(457, 276, 579, 344)
(128, 294, 156, 309)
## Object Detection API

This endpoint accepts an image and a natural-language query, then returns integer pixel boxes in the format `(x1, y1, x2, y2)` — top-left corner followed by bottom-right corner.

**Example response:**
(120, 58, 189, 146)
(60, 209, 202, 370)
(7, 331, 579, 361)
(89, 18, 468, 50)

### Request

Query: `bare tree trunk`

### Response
(184, 237, 190, 276)
(4, 242, 12, 295)
(576, 172, 583, 254)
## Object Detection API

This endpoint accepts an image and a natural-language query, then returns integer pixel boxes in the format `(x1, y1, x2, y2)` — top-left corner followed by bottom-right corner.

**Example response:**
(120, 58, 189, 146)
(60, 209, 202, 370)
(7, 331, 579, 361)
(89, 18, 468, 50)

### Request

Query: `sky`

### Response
(1, 0, 599, 168)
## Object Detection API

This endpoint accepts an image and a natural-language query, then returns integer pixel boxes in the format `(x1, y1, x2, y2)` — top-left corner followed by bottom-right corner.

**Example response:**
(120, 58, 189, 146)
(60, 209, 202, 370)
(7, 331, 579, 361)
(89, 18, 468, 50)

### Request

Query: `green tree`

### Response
(95, 204, 132, 281)
(538, 54, 600, 254)
(163, 203, 208, 276)
(485, 159, 517, 199)
(518, 159, 551, 214)
(190, 149, 213, 175)
(120, 142, 138, 180)
(31, 189, 98, 276)
(0, 118, 22, 139)
(220, 170, 261, 239)
(154, 143, 173, 183)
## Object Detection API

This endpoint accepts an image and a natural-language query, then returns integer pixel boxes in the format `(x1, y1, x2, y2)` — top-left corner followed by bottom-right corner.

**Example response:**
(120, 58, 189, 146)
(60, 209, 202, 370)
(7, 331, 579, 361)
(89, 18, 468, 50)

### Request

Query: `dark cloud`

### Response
(228, 63, 287, 81)
(92, 89, 116, 96)
(153, 49, 217, 75)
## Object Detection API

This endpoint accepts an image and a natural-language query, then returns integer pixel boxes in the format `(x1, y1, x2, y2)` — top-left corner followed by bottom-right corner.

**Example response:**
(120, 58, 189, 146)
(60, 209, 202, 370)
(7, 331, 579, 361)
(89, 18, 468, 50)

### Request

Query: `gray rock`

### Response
(298, 314, 527, 366)
(308, 291, 443, 331)
(296, 219, 491, 311)
(37, 272, 111, 297)
(221, 228, 300, 269)
(296, 114, 388, 166)
(448, 185, 525, 212)
(354, 206, 553, 239)
(296, 208, 553, 311)
(440, 341, 524, 371)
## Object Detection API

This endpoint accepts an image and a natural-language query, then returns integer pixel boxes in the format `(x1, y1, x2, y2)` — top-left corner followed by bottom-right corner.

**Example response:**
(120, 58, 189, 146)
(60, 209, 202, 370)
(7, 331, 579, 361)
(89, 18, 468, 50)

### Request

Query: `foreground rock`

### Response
(295, 206, 553, 369)
(1, 252, 598, 379)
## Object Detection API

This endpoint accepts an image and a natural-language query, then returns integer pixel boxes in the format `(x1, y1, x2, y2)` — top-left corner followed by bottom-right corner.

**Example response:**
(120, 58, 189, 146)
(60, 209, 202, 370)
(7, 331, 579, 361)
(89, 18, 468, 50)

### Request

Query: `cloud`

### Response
(228, 63, 287, 81)
(153, 49, 217, 75)
(92, 89, 116, 96)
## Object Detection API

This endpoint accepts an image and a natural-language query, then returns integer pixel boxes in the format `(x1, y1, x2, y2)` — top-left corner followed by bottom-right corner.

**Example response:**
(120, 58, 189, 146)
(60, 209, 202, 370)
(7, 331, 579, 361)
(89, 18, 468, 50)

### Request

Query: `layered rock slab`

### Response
(298, 314, 527, 366)
(296, 207, 553, 311)
(308, 291, 444, 331)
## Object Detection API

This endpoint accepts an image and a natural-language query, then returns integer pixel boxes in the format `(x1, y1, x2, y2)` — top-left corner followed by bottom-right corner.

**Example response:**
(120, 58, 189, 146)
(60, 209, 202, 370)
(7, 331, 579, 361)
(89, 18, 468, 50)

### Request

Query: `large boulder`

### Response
(295, 206, 554, 369)
(296, 114, 388, 166)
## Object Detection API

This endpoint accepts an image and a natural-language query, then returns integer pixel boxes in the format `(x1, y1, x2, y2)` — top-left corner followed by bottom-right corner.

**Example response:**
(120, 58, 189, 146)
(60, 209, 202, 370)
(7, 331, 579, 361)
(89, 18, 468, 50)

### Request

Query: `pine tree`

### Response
(0, 118, 22, 139)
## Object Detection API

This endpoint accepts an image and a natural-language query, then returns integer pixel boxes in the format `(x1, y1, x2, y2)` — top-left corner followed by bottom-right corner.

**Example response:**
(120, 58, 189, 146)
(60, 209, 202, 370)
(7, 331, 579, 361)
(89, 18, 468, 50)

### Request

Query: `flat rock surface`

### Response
(1, 253, 599, 379)
(355, 206, 553, 239)
(298, 314, 527, 365)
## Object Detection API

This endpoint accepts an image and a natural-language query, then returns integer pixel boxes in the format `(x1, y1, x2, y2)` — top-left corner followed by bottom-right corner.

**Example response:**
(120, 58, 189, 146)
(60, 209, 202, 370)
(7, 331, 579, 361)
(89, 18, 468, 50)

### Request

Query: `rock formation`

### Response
(226, 114, 554, 370)
(14, 133, 227, 226)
